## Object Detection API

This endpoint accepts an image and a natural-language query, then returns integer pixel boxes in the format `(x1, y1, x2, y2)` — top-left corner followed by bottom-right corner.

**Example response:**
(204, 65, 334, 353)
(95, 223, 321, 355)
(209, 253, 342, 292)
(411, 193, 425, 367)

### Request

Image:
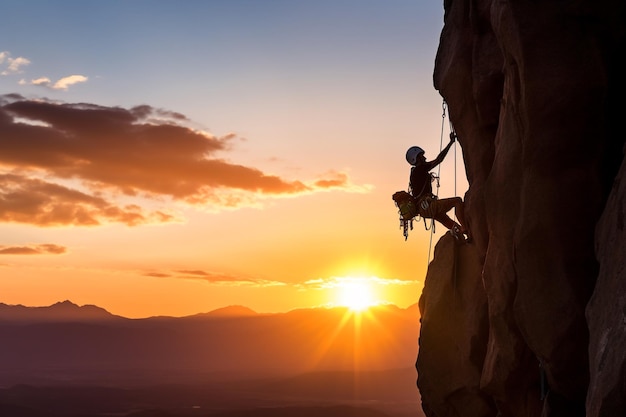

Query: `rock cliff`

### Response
(416, 1, 626, 416)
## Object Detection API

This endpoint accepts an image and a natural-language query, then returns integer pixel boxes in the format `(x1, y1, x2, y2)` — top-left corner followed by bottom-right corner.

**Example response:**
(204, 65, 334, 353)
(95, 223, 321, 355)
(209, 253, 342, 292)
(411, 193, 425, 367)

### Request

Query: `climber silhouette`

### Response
(406, 132, 470, 241)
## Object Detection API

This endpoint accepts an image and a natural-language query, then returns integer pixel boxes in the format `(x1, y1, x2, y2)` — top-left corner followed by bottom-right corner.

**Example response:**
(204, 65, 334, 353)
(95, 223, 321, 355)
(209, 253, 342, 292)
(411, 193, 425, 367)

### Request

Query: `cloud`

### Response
(144, 269, 286, 287)
(313, 171, 372, 193)
(24, 77, 52, 87)
(1, 51, 86, 90)
(0, 243, 67, 255)
(0, 173, 176, 226)
(52, 75, 88, 90)
(19, 74, 88, 90)
(299, 276, 420, 290)
(0, 51, 31, 75)
(0, 95, 364, 227)
(143, 272, 171, 278)
(174, 269, 285, 287)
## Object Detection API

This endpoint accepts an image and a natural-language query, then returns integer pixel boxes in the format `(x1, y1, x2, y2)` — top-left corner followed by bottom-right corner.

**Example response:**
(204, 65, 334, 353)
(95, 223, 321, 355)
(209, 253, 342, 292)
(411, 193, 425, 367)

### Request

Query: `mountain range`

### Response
(0, 300, 259, 323)
(0, 301, 423, 417)
(0, 300, 420, 383)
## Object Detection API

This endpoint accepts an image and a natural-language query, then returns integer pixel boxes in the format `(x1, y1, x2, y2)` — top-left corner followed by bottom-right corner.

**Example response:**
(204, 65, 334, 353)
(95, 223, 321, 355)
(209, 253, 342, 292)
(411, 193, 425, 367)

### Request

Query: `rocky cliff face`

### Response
(416, 1, 626, 416)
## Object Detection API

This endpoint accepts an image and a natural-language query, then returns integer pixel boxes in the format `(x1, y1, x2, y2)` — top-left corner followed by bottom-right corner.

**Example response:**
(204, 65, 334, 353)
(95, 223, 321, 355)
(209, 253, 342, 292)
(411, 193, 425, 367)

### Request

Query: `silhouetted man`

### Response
(405, 133, 469, 241)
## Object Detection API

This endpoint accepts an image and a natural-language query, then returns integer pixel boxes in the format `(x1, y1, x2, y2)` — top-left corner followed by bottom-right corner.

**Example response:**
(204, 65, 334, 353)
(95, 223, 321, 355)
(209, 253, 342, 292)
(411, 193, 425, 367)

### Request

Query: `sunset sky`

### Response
(0, 1, 466, 318)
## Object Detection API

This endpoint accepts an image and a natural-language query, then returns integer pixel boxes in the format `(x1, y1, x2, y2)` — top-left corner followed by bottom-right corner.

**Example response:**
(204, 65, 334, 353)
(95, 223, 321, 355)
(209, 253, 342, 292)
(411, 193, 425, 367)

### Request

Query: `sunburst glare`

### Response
(334, 276, 380, 311)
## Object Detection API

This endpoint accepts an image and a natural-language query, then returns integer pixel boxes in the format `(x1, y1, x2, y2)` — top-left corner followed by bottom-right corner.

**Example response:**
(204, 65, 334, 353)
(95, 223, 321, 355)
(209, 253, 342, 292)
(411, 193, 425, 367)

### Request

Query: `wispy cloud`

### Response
(313, 171, 371, 193)
(0, 243, 67, 255)
(0, 94, 366, 227)
(0, 51, 31, 75)
(2, 51, 86, 91)
(143, 272, 171, 278)
(20, 74, 88, 90)
(144, 269, 285, 287)
(299, 276, 420, 290)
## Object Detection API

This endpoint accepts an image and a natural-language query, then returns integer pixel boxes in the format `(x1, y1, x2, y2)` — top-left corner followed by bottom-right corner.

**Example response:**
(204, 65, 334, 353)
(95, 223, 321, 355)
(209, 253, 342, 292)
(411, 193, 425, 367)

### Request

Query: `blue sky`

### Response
(2, 1, 447, 179)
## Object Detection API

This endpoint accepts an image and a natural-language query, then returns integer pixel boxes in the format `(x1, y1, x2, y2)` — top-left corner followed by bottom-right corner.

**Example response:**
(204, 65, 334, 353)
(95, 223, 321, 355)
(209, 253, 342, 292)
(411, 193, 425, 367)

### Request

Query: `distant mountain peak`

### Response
(196, 305, 257, 318)
(0, 300, 119, 322)
(52, 300, 79, 308)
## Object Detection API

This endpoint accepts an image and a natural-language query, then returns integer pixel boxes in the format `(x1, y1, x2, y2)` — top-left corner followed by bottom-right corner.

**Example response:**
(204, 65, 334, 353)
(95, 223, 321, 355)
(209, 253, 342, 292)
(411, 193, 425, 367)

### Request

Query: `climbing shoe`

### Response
(452, 226, 472, 243)
(451, 226, 464, 242)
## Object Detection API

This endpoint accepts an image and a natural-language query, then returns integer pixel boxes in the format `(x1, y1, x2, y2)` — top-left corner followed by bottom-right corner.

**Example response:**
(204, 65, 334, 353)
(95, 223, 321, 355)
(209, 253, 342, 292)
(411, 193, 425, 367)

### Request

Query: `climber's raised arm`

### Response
(425, 132, 456, 170)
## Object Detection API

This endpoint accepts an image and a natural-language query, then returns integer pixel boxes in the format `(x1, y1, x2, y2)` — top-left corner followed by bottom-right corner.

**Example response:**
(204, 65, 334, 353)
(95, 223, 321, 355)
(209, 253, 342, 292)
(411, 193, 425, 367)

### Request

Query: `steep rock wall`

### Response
(416, 1, 625, 416)
(416, 234, 496, 417)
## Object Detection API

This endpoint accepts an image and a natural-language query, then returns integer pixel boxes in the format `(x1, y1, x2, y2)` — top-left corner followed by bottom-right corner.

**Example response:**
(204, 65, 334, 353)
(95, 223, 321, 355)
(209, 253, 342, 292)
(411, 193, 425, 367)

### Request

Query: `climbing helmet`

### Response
(406, 146, 425, 165)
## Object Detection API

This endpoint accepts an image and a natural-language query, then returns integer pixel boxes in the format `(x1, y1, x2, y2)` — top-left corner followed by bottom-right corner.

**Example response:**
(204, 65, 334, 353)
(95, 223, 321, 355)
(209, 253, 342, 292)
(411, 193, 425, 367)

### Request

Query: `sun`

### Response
(335, 277, 379, 312)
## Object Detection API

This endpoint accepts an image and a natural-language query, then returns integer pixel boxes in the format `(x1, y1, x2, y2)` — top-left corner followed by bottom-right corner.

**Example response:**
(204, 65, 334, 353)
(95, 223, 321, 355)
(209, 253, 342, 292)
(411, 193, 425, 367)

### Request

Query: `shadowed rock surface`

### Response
(416, 234, 496, 417)
(416, 1, 625, 416)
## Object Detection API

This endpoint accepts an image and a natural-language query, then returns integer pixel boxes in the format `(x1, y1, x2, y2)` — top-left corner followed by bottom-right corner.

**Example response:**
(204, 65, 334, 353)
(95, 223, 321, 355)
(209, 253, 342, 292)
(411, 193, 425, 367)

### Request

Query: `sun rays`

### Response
(334, 276, 381, 311)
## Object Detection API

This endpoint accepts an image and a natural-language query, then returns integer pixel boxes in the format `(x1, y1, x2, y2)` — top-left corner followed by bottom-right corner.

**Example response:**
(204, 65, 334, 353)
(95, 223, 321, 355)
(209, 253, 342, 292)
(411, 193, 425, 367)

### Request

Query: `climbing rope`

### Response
(426, 100, 459, 263)
(451, 225, 460, 359)
(425, 100, 463, 260)
(451, 115, 457, 198)
(426, 101, 447, 263)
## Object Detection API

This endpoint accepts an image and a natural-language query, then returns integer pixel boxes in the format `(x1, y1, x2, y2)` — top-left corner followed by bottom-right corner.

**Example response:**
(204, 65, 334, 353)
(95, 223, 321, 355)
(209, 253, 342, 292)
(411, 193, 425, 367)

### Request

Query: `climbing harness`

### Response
(421, 173, 440, 225)
(392, 173, 440, 240)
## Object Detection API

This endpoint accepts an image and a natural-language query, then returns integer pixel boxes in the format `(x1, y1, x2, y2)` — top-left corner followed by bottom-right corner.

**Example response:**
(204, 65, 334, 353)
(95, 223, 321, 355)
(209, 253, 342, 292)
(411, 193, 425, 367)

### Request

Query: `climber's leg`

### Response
(433, 197, 471, 241)
(435, 197, 468, 231)
(434, 213, 460, 231)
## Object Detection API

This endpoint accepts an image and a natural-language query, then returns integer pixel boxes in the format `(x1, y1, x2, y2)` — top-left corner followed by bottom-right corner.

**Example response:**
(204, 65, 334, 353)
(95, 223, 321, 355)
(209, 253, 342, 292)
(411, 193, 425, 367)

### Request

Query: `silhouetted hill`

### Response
(0, 300, 120, 323)
(190, 305, 258, 318)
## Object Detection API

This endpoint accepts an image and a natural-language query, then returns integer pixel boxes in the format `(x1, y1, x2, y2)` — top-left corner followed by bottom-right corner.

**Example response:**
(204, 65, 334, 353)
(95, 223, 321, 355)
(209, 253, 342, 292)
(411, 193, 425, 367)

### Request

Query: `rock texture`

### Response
(586, 152, 626, 416)
(416, 1, 626, 416)
(417, 234, 496, 417)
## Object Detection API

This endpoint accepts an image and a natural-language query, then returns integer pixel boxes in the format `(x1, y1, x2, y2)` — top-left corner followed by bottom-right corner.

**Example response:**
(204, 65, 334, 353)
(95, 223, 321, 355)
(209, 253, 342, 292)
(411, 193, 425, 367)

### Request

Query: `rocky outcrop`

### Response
(416, 1, 625, 416)
(417, 234, 496, 417)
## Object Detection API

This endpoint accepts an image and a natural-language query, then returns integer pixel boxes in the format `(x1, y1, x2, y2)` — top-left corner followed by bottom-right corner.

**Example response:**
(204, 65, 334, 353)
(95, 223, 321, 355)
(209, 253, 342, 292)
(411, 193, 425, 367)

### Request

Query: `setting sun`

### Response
(335, 277, 380, 311)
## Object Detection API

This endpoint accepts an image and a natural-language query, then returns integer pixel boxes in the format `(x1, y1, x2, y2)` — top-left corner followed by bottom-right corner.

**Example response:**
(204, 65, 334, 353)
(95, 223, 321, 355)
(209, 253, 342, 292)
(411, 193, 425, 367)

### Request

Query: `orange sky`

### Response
(0, 2, 467, 318)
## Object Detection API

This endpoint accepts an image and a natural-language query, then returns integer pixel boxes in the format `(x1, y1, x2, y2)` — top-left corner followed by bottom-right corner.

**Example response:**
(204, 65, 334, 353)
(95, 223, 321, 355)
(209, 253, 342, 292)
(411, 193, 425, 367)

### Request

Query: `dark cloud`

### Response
(0, 95, 358, 227)
(0, 243, 67, 255)
(131, 105, 187, 121)
(0, 174, 173, 226)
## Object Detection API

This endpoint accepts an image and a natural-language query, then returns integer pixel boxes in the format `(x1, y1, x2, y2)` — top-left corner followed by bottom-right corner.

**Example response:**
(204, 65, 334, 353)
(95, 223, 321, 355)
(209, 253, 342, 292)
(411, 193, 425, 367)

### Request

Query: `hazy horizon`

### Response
(0, 298, 420, 319)
(0, 297, 423, 417)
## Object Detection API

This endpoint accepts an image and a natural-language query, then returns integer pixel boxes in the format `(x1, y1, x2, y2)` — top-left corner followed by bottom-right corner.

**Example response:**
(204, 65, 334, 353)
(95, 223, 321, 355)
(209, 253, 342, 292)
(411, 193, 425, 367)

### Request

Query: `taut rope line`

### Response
(426, 101, 447, 263)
